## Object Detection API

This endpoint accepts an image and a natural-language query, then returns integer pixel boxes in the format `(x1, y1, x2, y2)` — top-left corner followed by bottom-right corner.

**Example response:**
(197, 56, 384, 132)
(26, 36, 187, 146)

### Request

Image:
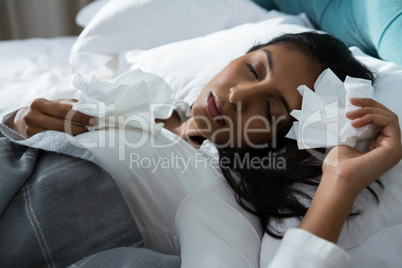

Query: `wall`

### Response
(0, 0, 94, 40)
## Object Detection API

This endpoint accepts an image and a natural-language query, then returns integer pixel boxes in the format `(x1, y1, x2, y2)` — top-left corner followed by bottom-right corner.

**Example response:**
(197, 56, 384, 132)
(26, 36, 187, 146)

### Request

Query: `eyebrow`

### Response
(262, 49, 273, 75)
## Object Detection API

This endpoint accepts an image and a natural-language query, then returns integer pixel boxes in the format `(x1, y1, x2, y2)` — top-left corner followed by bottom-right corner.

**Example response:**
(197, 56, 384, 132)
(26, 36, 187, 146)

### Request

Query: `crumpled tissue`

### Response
(285, 68, 378, 149)
(72, 69, 173, 136)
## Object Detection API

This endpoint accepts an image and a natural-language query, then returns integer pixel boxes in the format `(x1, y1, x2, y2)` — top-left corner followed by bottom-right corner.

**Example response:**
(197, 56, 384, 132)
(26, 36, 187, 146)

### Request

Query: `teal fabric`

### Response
(252, 0, 402, 66)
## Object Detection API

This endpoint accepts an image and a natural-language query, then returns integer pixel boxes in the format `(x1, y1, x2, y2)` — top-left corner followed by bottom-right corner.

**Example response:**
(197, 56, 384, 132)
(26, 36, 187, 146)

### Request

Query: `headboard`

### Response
(253, 0, 402, 66)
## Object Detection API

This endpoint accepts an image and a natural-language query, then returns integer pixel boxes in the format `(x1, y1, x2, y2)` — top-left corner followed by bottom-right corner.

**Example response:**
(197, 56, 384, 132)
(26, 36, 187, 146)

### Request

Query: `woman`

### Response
(2, 32, 401, 267)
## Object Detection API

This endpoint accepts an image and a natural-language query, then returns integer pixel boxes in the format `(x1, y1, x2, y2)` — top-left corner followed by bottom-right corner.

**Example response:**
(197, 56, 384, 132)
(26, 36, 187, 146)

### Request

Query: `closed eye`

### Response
(246, 63, 258, 80)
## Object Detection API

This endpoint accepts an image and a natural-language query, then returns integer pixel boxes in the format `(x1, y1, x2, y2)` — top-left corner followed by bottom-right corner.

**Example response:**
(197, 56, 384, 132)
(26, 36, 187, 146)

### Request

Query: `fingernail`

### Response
(89, 118, 98, 126)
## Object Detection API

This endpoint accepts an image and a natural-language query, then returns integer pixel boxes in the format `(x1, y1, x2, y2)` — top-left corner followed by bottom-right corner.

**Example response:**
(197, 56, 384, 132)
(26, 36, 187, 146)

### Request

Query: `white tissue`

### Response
(285, 68, 378, 149)
(72, 69, 173, 136)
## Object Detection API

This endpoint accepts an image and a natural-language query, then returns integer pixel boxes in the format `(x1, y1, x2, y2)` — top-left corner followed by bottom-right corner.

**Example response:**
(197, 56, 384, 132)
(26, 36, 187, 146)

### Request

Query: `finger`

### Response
(351, 113, 400, 139)
(32, 98, 96, 126)
(39, 116, 89, 135)
(25, 125, 47, 138)
(52, 119, 90, 136)
(57, 99, 98, 126)
(64, 122, 90, 136)
(63, 109, 97, 127)
(57, 99, 78, 104)
(26, 111, 89, 135)
(32, 98, 71, 119)
(349, 98, 394, 114)
(346, 106, 397, 120)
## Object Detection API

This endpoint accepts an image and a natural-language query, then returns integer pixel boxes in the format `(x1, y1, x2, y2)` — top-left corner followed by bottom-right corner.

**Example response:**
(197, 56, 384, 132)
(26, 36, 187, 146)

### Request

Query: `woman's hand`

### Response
(322, 98, 401, 198)
(8, 98, 96, 138)
(299, 98, 401, 243)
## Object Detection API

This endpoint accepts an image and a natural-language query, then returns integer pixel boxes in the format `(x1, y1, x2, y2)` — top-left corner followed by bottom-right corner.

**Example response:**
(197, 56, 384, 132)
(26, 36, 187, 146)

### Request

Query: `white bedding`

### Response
(0, 37, 77, 116)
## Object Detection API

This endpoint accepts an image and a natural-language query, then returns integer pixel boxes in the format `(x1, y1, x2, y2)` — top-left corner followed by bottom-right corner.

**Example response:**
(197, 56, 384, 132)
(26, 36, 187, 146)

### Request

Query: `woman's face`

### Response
(191, 44, 321, 148)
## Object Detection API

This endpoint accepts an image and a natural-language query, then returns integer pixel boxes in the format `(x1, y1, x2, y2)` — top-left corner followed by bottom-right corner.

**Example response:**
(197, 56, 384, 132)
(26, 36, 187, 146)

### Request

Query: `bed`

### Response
(0, 0, 401, 267)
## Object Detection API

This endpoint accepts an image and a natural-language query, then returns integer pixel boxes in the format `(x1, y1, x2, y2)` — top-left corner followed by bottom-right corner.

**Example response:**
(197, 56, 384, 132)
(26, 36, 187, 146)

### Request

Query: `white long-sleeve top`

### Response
(73, 98, 356, 267)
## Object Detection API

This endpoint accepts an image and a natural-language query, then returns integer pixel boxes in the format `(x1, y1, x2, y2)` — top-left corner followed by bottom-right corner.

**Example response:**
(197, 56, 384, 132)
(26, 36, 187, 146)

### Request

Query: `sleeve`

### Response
(175, 180, 262, 268)
(263, 229, 351, 268)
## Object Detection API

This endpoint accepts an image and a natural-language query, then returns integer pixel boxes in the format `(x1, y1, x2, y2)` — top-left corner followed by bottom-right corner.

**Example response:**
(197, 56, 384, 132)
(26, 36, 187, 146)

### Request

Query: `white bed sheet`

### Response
(0, 36, 78, 116)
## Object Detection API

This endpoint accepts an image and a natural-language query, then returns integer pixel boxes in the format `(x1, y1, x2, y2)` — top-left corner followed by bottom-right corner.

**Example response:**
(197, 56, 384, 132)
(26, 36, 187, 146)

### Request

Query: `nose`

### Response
(229, 84, 265, 111)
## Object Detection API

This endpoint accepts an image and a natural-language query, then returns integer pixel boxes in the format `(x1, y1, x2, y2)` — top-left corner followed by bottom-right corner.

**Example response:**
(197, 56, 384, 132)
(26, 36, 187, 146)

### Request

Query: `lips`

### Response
(207, 93, 226, 126)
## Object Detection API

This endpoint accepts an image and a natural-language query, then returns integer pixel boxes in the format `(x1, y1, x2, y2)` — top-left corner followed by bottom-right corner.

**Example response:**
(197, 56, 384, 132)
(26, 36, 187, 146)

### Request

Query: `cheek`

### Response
(191, 106, 210, 132)
(214, 116, 271, 148)
(192, 88, 207, 109)
(238, 118, 271, 147)
(211, 132, 231, 146)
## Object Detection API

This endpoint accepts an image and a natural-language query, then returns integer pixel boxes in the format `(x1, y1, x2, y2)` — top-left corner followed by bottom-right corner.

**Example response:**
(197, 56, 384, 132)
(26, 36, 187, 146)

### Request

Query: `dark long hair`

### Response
(218, 32, 379, 238)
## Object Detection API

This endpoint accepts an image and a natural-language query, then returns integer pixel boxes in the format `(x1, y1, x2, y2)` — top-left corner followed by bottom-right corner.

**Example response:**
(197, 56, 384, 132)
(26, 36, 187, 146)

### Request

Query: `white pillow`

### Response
(75, 0, 110, 27)
(119, 14, 402, 127)
(70, 0, 270, 73)
(119, 11, 313, 105)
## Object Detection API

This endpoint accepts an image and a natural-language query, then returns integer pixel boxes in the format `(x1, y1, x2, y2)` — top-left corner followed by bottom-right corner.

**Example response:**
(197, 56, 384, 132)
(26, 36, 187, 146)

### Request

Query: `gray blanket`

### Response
(0, 124, 180, 268)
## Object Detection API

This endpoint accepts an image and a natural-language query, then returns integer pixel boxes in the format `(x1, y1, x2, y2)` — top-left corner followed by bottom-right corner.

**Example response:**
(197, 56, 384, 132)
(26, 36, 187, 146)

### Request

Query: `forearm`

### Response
(265, 176, 356, 268)
(298, 174, 357, 244)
